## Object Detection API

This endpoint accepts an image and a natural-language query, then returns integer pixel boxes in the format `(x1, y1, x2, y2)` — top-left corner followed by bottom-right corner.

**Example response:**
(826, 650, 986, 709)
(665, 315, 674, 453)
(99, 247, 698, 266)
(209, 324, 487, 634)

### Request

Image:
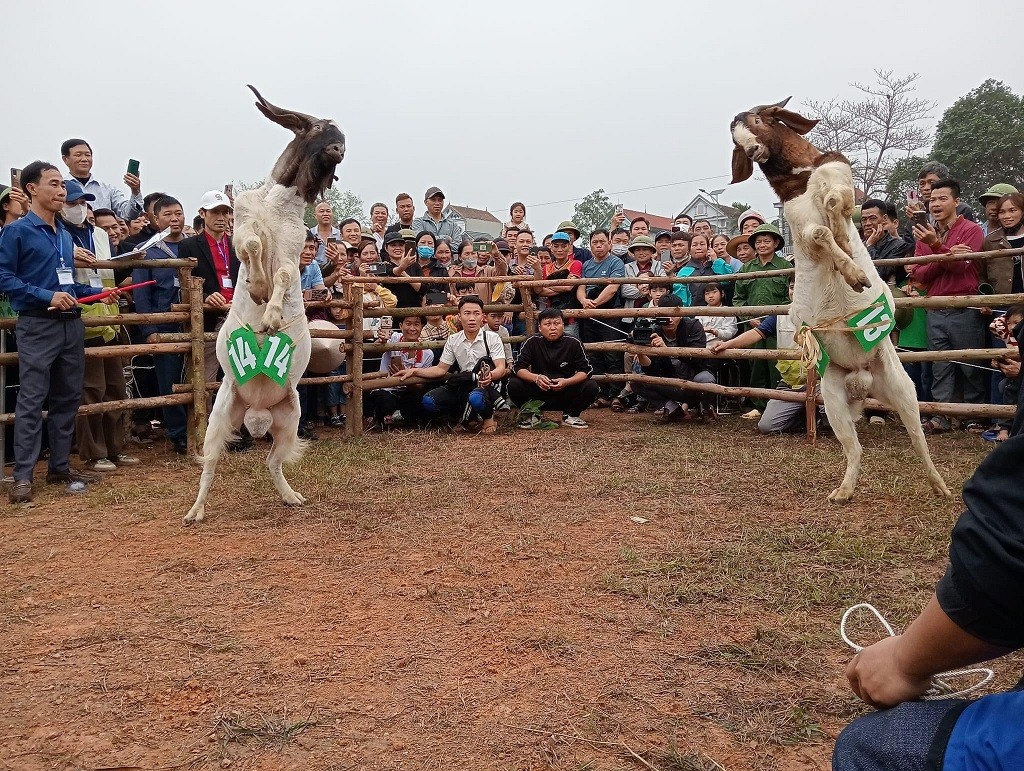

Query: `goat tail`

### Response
(243, 407, 273, 439)
(844, 370, 873, 421)
(280, 435, 309, 467)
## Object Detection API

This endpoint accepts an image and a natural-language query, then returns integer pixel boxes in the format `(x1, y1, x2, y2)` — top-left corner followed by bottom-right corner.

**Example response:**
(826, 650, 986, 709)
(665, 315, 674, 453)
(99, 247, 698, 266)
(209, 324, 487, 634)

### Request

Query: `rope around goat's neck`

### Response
(840, 603, 995, 700)
(794, 301, 892, 373)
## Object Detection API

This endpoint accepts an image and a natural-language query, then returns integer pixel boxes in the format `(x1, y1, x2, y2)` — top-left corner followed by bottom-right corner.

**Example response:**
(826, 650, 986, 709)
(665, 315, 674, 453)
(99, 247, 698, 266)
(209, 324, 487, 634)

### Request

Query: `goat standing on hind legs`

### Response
(729, 97, 951, 504)
(185, 86, 346, 524)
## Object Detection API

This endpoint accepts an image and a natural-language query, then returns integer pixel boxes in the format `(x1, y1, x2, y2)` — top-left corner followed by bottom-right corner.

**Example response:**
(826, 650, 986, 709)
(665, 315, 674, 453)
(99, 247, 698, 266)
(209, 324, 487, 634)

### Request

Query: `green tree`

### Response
(234, 182, 366, 228)
(884, 155, 927, 205)
(570, 189, 614, 241)
(930, 80, 1024, 205)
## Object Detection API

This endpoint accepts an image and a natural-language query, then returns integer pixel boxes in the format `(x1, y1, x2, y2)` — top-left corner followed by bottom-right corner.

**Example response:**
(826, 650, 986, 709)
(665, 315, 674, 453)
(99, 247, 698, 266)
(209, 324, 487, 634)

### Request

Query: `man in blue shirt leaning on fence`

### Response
(0, 161, 120, 503)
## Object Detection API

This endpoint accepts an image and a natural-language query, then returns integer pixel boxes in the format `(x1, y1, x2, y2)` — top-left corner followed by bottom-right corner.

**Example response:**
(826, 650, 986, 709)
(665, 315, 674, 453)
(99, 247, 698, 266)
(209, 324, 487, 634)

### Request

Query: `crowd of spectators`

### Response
(0, 142, 1022, 501)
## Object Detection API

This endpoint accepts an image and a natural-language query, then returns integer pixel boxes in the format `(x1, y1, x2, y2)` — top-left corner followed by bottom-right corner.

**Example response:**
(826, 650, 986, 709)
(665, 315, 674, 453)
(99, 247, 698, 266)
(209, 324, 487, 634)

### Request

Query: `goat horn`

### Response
(246, 84, 317, 126)
(751, 96, 793, 114)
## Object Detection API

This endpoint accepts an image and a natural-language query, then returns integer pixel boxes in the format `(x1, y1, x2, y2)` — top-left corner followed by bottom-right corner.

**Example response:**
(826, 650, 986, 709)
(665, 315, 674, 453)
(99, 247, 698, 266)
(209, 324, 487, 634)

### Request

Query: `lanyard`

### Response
(212, 236, 230, 271)
(46, 225, 68, 269)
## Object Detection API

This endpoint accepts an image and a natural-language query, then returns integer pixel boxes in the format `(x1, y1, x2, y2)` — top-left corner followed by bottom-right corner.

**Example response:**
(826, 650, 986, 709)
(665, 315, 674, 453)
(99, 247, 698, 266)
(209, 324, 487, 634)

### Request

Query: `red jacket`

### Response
(912, 216, 985, 297)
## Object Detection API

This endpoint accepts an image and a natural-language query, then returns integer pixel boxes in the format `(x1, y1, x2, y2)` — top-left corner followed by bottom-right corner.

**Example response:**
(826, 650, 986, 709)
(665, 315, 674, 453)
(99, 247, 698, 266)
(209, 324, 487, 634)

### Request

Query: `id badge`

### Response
(173, 276, 180, 288)
(89, 275, 104, 289)
(222, 276, 233, 289)
(57, 268, 74, 286)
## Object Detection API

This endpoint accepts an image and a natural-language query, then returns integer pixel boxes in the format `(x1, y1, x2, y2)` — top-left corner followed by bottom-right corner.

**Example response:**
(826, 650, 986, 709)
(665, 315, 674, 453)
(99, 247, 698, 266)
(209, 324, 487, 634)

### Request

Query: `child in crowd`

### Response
(365, 315, 434, 429)
(420, 293, 451, 343)
(696, 283, 737, 344)
(352, 260, 396, 373)
(984, 304, 1023, 443)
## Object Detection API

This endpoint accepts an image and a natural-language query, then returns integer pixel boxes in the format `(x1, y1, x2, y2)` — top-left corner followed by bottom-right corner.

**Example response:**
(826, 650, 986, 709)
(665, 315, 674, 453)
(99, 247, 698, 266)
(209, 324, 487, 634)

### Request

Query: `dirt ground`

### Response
(1, 412, 1018, 771)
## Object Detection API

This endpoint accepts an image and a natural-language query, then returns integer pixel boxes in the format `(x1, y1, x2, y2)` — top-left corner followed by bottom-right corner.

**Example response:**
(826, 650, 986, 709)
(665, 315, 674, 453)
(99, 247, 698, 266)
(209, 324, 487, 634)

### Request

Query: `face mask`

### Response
(659, 250, 670, 261)
(62, 204, 87, 225)
(416, 246, 435, 259)
(610, 244, 628, 257)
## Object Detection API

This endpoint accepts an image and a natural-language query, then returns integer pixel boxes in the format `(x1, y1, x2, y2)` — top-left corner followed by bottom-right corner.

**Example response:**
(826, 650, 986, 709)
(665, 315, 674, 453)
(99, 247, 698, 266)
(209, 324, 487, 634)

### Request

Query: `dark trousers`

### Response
(927, 308, 986, 405)
(423, 379, 496, 421)
(152, 352, 186, 442)
(76, 344, 127, 461)
(366, 386, 428, 424)
(14, 316, 85, 481)
(507, 377, 600, 417)
(746, 335, 777, 410)
(579, 317, 623, 399)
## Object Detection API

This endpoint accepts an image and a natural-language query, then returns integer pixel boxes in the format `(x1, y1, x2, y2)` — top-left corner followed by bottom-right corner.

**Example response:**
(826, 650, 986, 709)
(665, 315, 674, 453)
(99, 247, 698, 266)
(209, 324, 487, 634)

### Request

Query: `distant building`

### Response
(621, 208, 674, 237)
(676, 193, 740, 235)
(449, 205, 502, 241)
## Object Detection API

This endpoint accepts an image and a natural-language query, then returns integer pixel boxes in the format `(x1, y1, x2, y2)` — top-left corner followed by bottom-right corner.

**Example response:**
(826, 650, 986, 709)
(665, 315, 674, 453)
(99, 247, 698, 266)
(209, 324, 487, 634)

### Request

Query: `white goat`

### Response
(185, 86, 346, 523)
(730, 98, 950, 503)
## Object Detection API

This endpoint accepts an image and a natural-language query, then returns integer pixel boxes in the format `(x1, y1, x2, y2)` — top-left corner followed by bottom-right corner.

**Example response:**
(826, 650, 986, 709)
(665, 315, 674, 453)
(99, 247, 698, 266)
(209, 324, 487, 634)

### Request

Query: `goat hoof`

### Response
(282, 491, 306, 507)
(827, 487, 854, 505)
(932, 480, 953, 500)
(847, 271, 871, 293)
(183, 506, 205, 524)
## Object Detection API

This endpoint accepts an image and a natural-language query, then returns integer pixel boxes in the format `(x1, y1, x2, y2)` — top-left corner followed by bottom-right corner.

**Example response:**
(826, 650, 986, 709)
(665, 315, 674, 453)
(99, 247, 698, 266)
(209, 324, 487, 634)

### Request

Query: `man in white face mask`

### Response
(62, 179, 139, 472)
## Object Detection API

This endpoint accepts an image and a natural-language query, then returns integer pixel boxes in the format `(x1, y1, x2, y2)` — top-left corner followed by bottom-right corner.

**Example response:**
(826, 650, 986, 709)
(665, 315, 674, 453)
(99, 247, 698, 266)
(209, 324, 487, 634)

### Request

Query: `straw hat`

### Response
(307, 319, 346, 374)
(725, 234, 748, 258)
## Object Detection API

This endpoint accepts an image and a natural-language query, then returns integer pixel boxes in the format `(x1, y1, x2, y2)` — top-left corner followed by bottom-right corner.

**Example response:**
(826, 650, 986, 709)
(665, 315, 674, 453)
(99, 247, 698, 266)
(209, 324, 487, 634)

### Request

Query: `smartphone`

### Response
(424, 291, 448, 306)
(223, 184, 234, 197)
(906, 190, 919, 203)
(477, 362, 491, 382)
(327, 237, 340, 245)
(912, 211, 928, 228)
(10, 168, 21, 189)
(126, 159, 141, 176)
(614, 203, 624, 215)
(472, 242, 492, 253)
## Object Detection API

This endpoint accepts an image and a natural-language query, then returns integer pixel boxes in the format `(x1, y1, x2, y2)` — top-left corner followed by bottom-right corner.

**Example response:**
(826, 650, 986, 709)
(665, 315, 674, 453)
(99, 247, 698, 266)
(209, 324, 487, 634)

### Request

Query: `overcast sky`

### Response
(7, 1, 1023, 238)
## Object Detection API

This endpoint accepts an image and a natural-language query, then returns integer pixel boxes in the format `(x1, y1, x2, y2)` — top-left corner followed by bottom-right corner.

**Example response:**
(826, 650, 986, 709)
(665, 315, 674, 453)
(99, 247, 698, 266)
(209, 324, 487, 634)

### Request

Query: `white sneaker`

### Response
(741, 409, 761, 420)
(86, 458, 116, 472)
(562, 415, 589, 429)
(517, 414, 542, 429)
(113, 454, 140, 466)
(869, 416, 885, 425)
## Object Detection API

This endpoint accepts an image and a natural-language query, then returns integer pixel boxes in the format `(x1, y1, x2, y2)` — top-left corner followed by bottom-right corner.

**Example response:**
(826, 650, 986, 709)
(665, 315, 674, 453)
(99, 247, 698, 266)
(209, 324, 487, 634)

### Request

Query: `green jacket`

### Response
(732, 254, 791, 308)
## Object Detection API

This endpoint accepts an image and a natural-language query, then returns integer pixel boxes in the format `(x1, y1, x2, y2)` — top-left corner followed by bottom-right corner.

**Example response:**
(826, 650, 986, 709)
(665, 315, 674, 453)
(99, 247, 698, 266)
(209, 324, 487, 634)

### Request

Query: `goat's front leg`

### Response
(821, 184, 855, 258)
(801, 224, 871, 293)
(235, 220, 270, 304)
(258, 265, 295, 334)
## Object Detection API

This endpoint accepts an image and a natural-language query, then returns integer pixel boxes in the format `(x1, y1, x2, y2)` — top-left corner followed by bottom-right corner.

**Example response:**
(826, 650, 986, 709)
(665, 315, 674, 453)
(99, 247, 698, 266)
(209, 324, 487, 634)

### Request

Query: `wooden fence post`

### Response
(521, 284, 537, 336)
(186, 273, 208, 455)
(805, 365, 818, 444)
(344, 286, 365, 438)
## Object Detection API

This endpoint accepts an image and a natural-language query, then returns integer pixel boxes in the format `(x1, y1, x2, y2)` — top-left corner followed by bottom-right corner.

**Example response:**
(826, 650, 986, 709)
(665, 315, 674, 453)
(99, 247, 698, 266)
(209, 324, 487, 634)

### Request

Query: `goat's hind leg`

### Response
(802, 223, 871, 293)
(870, 346, 952, 499)
(820, 364, 864, 504)
(184, 383, 247, 524)
(266, 389, 307, 506)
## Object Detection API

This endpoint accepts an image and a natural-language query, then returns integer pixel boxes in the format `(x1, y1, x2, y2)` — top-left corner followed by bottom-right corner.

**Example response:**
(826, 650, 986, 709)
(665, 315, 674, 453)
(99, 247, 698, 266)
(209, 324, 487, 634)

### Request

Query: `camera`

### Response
(365, 262, 389, 276)
(630, 318, 659, 345)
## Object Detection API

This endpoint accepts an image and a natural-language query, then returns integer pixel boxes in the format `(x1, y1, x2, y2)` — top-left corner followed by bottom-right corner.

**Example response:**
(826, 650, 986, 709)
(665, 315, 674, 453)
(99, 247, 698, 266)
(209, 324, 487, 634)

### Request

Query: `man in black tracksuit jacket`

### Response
(508, 307, 599, 425)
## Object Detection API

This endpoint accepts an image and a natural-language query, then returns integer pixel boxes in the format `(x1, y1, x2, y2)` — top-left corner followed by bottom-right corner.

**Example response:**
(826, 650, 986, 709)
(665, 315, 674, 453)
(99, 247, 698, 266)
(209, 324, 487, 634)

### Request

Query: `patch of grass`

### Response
(217, 708, 316, 746)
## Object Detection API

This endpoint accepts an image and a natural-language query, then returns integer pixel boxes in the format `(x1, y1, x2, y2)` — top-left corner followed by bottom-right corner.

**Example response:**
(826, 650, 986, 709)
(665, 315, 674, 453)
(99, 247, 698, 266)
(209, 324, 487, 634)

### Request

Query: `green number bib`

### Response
(227, 326, 296, 386)
(848, 292, 897, 352)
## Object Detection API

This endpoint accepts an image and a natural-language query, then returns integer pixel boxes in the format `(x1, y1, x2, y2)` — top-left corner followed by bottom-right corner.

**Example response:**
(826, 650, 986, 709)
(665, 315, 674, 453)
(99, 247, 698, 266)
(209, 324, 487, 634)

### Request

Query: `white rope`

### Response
(894, 347, 1002, 373)
(840, 603, 995, 700)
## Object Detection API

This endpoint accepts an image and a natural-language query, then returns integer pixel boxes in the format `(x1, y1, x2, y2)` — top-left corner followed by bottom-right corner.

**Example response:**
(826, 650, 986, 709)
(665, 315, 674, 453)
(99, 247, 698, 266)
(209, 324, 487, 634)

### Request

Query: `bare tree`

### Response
(805, 71, 935, 198)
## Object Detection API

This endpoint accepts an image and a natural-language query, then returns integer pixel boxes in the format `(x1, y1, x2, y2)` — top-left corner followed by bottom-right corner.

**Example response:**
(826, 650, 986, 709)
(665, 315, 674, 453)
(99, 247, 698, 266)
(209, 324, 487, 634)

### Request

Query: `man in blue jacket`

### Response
(0, 162, 115, 502)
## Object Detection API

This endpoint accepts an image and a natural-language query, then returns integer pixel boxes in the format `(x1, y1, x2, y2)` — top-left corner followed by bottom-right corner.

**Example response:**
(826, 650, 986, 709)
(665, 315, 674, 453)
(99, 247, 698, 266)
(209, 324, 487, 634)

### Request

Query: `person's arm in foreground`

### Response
(846, 596, 1011, 709)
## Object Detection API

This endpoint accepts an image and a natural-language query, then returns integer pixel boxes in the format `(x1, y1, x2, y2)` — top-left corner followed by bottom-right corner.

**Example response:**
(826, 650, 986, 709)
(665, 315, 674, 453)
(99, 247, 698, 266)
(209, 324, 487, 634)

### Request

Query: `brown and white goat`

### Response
(730, 98, 950, 503)
(184, 86, 346, 524)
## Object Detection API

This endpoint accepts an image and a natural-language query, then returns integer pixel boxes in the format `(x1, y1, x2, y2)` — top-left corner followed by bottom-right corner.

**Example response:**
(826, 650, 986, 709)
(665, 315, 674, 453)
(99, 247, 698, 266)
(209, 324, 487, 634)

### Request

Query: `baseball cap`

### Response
(978, 183, 1018, 203)
(424, 186, 445, 200)
(384, 230, 404, 245)
(399, 228, 417, 241)
(199, 190, 233, 211)
(64, 179, 96, 204)
(550, 231, 572, 243)
(494, 238, 511, 254)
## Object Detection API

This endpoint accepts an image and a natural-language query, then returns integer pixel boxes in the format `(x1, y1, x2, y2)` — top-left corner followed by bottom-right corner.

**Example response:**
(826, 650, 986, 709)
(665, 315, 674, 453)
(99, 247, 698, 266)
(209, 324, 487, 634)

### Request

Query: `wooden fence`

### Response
(0, 247, 1019, 460)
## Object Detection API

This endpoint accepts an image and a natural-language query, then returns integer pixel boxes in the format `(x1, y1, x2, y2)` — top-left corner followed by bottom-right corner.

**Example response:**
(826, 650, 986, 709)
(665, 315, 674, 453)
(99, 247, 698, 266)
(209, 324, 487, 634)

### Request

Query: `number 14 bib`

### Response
(226, 326, 296, 386)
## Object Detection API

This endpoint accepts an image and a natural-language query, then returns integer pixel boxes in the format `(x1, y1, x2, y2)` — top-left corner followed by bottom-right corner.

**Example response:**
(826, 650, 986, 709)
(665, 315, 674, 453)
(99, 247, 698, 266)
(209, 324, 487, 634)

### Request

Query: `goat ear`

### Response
(248, 85, 315, 134)
(763, 106, 819, 136)
(731, 146, 754, 184)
